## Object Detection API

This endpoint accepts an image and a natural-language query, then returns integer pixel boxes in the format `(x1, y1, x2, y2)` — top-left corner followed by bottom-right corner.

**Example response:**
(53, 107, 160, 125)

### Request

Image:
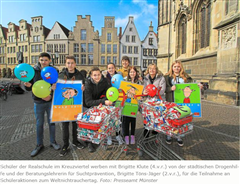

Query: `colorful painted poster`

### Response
(51, 79, 83, 122)
(174, 83, 201, 117)
(115, 81, 144, 118)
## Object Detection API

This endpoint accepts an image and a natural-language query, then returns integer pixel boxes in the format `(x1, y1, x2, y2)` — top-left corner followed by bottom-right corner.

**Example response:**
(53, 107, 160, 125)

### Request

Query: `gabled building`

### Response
(141, 21, 158, 71)
(7, 22, 19, 67)
(30, 16, 50, 65)
(17, 19, 31, 64)
(99, 16, 119, 70)
(45, 21, 70, 69)
(0, 25, 8, 71)
(69, 15, 100, 71)
(120, 16, 141, 70)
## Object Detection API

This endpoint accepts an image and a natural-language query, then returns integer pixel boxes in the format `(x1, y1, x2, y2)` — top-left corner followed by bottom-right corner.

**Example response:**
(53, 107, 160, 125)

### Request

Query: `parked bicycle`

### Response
(0, 83, 8, 101)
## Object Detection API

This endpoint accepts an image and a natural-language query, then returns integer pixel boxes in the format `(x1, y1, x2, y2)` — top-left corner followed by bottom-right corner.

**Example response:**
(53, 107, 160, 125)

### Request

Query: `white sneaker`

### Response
(107, 136, 112, 145)
(116, 135, 123, 145)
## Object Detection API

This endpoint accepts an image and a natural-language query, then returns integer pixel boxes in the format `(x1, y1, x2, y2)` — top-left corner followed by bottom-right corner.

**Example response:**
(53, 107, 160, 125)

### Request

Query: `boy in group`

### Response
(53, 56, 86, 156)
(24, 52, 60, 157)
(118, 56, 130, 78)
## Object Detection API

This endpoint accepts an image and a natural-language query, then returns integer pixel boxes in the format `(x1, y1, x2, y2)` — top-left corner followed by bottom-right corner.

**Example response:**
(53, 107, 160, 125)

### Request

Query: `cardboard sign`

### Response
(51, 79, 83, 122)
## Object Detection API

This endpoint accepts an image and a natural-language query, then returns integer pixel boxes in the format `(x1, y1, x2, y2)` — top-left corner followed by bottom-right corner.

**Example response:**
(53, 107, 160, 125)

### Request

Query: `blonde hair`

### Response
(166, 61, 188, 82)
(144, 63, 163, 76)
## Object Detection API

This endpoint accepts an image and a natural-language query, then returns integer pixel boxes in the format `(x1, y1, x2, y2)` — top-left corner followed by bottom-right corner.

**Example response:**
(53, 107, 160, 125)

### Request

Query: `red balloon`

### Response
(145, 84, 157, 97)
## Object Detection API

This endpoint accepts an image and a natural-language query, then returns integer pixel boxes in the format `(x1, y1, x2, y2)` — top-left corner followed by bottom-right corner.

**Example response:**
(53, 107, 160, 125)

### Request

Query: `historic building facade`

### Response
(68, 15, 100, 72)
(29, 16, 50, 66)
(120, 16, 141, 70)
(99, 16, 119, 70)
(157, 0, 239, 105)
(45, 21, 70, 70)
(141, 22, 158, 71)
(0, 25, 8, 76)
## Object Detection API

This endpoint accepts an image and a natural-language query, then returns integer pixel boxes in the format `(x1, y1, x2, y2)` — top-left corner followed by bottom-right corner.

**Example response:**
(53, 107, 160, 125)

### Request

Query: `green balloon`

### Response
(106, 87, 119, 102)
(32, 80, 51, 98)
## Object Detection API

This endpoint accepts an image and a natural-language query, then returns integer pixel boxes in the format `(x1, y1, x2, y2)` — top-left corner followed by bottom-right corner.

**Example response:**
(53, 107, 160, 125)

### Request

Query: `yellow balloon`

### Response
(32, 80, 51, 98)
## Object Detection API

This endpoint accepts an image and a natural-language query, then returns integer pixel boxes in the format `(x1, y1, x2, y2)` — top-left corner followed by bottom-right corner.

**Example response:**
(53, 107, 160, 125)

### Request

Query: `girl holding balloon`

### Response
(22, 52, 60, 157)
(122, 66, 143, 145)
(142, 63, 166, 138)
(102, 63, 124, 145)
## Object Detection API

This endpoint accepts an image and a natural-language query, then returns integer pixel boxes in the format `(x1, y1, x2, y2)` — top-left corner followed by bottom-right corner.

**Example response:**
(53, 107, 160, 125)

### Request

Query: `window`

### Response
(36, 45, 39, 52)
(225, 0, 238, 15)
(101, 44, 105, 53)
(178, 15, 187, 55)
(113, 44, 117, 53)
(54, 34, 60, 39)
(154, 60, 157, 64)
(126, 35, 130, 42)
(39, 44, 42, 52)
(31, 45, 35, 52)
(128, 46, 132, 54)
(81, 29, 86, 40)
(101, 56, 105, 65)
(129, 57, 132, 65)
(81, 54, 86, 65)
(133, 57, 138, 66)
(59, 44, 66, 53)
(134, 46, 138, 54)
(143, 59, 147, 68)
(88, 43, 93, 53)
(54, 44, 58, 52)
(129, 27, 132, 31)
(148, 59, 152, 66)
(148, 49, 153, 56)
(122, 46, 127, 53)
(20, 34, 24, 41)
(81, 43, 86, 52)
(107, 44, 111, 54)
(132, 36, 136, 42)
(74, 43, 79, 53)
(154, 49, 158, 56)
(19, 46, 22, 52)
(74, 54, 79, 64)
(25, 57, 28, 63)
(107, 33, 111, 41)
(47, 44, 53, 53)
(149, 38, 153, 45)
(88, 54, 93, 65)
(196, 1, 211, 51)
(113, 56, 117, 64)
(107, 56, 111, 64)
(25, 45, 28, 52)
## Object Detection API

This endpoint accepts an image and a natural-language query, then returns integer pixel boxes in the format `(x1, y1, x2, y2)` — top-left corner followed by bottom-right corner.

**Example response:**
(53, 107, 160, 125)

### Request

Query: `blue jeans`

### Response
(34, 102, 55, 145)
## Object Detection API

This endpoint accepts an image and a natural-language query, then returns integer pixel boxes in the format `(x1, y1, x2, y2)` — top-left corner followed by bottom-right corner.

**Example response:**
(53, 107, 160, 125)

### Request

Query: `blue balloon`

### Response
(14, 63, 35, 82)
(41, 66, 58, 84)
(111, 74, 124, 89)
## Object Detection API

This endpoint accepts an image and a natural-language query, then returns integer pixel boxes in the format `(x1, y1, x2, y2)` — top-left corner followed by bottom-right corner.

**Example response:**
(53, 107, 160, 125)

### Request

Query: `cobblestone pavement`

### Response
(0, 81, 239, 160)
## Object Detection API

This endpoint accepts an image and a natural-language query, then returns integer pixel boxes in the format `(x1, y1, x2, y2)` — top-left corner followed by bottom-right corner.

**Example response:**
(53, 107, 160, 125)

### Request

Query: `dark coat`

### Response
(83, 76, 110, 108)
(59, 68, 85, 84)
(25, 62, 55, 104)
(164, 75, 192, 102)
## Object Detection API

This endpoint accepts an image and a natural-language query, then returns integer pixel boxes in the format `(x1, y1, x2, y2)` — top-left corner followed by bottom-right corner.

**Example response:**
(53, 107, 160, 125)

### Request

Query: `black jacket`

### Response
(164, 74, 192, 102)
(83, 76, 110, 108)
(59, 68, 85, 84)
(25, 62, 55, 104)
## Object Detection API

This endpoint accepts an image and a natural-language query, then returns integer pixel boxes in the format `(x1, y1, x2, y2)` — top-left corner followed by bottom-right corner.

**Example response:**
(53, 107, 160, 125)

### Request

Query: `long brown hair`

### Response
(166, 61, 188, 82)
(127, 66, 139, 83)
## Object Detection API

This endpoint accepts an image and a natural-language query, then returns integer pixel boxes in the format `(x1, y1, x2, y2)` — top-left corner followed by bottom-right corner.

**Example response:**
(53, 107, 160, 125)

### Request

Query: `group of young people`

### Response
(25, 52, 195, 157)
